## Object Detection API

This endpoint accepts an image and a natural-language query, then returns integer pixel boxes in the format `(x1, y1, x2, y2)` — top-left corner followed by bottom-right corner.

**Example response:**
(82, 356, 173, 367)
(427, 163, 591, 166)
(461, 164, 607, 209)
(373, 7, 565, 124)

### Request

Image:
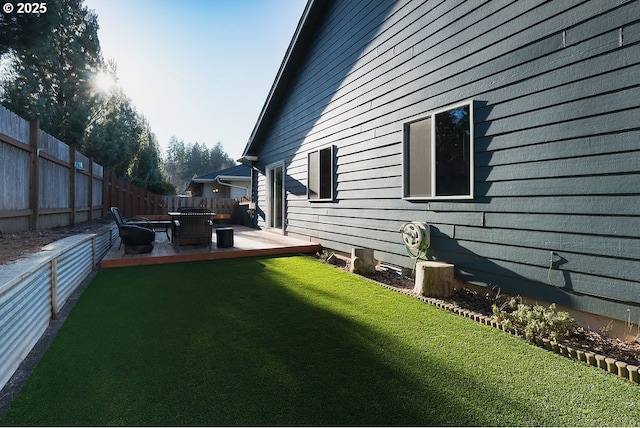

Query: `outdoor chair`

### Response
(172, 208, 213, 252)
(118, 224, 155, 254)
(110, 206, 127, 226)
(110, 206, 153, 227)
(110, 206, 155, 254)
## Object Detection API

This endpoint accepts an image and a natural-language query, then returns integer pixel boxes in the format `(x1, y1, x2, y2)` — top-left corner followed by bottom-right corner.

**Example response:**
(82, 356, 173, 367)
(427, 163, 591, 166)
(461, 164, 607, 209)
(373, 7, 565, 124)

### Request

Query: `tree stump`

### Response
(350, 248, 377, 275)
(414, 261, 454, 298)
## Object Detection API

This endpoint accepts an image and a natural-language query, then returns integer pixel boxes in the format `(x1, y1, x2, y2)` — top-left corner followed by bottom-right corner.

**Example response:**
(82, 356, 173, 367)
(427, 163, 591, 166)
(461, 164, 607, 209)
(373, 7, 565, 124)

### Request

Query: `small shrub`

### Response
(317, 250, 334, 262)
(492, 297, 576, 341)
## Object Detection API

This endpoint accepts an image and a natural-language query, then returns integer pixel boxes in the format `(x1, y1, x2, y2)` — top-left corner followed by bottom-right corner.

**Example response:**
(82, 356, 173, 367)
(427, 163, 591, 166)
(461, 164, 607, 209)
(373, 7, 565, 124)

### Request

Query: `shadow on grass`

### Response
(0, 257, 563, 425)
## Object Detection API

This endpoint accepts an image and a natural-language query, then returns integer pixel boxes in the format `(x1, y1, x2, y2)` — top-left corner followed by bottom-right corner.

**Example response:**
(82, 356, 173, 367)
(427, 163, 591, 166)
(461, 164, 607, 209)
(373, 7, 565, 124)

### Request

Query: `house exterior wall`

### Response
(202, 182, 227, 198)
(225, 181, 250, 200)
(201, 181, 248, 199)
(250, 0, 640, 323)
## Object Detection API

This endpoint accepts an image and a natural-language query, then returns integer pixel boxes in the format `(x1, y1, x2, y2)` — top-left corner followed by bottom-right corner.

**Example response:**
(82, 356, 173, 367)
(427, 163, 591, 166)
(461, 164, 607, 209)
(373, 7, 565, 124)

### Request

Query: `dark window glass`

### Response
(308, 146, 333, 200)
(319, 147, 332, 199)
(435, 105, 470, 196)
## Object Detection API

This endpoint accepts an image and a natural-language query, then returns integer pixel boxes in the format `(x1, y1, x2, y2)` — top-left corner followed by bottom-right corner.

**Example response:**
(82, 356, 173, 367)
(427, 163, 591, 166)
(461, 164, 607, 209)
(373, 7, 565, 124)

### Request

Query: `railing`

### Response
(0, 225, 116, 391)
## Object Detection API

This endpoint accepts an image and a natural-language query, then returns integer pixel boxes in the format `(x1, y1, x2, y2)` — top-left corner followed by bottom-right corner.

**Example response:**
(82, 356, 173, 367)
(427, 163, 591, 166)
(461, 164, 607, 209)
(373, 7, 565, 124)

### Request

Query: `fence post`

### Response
(102, 174, 109, 218)
(70, 149, 76, 225)
(29, 119, 39, 230)
(126, 181, 132, 217)
(88, 157, 94, 221)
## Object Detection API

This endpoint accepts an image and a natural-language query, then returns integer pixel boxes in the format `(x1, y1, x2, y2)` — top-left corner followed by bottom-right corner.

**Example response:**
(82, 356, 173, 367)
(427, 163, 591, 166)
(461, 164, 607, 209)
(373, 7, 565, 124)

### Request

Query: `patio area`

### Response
(101, 225, 322, 268)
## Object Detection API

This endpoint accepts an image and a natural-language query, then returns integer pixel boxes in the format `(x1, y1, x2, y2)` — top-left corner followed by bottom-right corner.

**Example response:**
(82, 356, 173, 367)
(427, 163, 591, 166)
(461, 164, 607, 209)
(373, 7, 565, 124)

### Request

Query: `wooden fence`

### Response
(0, 107, 103, 233)
(1, 106, 240, 232)
(102, 175, 166, 218)
(102, 177, 239, 223)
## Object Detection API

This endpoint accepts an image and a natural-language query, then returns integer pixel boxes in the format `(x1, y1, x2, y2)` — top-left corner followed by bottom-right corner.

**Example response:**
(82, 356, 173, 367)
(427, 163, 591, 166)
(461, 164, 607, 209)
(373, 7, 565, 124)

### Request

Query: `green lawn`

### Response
(1, 256, 639, 426)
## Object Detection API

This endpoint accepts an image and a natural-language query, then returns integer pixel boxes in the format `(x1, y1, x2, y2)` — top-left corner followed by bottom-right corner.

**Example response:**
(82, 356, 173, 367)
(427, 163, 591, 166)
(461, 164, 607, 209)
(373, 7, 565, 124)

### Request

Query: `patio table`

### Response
(168, 212, 231, 224)
(168, 211, 217, 218)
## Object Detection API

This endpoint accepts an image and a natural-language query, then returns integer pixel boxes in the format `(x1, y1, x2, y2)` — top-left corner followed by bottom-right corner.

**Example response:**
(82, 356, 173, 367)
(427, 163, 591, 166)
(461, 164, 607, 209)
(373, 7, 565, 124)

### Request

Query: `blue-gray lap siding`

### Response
(249, 0, 640, 323)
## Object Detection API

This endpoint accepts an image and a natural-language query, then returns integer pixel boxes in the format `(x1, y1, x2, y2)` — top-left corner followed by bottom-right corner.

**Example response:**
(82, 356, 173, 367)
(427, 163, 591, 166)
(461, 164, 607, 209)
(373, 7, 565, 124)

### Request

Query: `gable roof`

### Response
(193, 164, 251, 182)
(240, 0, 332, 161)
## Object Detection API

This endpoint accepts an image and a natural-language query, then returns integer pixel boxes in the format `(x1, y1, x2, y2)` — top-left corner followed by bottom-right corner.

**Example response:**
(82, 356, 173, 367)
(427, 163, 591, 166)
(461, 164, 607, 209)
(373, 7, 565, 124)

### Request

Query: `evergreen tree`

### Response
(85, 85, 142, 177)
(164, 136, 188, 191)
(1, 0, 102, 147)
(0, 1, 61, 57)
(0, 0, 176, 195)
(129, 120, 168, 193)
(162, 139, 236, 194)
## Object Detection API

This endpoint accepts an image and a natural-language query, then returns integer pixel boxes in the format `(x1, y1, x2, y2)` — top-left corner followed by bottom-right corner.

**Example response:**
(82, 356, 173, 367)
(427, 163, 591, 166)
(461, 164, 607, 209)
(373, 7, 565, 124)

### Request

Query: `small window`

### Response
(403, 101, 473, 199)
(308, 145, 334, 201)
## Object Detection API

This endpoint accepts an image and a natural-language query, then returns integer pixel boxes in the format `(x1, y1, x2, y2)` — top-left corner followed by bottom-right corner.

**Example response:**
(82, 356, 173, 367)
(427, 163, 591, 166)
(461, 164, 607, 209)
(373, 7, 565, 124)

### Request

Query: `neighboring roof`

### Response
(240, 0, 332, 161)
(186, 164, 251, 194)
(193, 164, 251, 182)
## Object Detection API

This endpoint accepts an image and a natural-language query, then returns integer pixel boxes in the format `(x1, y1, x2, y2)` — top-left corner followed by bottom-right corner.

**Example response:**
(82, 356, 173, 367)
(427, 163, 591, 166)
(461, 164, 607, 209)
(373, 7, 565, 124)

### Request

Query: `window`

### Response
(308, 145, 334, 201)
(403, 101, 473, 199)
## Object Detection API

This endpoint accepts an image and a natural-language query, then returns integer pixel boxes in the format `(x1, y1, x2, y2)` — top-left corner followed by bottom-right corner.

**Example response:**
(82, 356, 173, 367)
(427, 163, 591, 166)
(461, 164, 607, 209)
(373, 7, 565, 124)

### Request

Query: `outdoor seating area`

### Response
(102, 223, 322, 268)
(110, 205, 236, 254)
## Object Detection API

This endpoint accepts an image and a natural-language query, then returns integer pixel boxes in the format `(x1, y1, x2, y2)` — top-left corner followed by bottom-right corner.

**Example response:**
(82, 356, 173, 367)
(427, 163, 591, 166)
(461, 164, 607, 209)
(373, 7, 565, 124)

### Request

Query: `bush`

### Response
(492, 297, 576, 341)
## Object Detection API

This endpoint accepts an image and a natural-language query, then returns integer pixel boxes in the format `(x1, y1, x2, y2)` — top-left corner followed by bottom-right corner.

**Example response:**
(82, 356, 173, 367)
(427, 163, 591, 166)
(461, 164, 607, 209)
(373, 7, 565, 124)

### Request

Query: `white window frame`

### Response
(402, 100, 474, 200)
(307, 145, 335, 202)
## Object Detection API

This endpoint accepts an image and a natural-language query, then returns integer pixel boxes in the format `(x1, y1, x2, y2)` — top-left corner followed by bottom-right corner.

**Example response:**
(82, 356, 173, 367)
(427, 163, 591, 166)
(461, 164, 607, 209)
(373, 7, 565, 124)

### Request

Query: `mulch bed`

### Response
(318, 252, 640, 368)
(0, 219, 113, 265)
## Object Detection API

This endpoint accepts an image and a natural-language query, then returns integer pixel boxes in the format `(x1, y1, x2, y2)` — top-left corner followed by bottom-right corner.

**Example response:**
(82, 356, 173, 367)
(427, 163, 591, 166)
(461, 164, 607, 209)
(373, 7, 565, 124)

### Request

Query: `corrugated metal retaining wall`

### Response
(0, 226, 116, 391)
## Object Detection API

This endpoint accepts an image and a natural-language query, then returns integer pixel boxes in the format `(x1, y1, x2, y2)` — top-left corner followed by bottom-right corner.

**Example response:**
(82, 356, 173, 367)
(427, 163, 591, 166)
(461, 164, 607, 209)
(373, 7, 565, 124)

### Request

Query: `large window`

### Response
(403, 101, 473, 199)
(308, 145, 334, 201)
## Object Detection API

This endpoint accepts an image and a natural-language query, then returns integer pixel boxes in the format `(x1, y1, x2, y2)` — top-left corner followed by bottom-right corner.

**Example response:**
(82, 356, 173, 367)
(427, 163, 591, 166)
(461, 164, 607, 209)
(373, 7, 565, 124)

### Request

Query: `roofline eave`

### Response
(242, 0, 330, 158)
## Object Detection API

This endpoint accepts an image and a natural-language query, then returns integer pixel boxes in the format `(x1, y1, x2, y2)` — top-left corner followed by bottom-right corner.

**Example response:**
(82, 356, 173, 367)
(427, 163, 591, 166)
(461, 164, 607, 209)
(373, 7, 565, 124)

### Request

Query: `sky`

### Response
(83, 0, 308, 161)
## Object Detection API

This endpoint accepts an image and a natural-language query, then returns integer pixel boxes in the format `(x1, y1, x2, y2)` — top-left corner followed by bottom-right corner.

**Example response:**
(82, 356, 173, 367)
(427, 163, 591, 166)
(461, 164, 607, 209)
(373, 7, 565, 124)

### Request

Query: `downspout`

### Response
(215, 176, 249, 196)
(236, 156, 259, 227)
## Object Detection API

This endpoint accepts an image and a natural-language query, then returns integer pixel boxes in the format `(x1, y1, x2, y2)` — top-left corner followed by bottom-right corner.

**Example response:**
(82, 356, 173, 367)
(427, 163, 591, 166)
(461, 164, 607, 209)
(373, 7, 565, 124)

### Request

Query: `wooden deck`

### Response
(101, 225, 322, 268)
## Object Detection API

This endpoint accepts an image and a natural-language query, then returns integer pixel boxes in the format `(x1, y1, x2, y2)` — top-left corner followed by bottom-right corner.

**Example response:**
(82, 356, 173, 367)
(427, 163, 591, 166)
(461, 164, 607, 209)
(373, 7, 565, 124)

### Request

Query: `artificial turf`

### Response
(1, 255, 639, 426)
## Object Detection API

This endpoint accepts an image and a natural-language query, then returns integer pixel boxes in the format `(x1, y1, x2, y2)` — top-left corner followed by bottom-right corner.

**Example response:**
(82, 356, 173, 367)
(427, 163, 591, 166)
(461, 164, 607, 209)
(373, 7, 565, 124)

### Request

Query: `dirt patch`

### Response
(317, 252, 640, 368)
(0, 219, 113, 265)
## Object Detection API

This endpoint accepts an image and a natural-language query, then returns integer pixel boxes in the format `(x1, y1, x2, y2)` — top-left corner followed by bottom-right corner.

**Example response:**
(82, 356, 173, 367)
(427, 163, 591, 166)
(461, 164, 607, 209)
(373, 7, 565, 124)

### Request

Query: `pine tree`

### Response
(1, 0, 102, 147)
(0, 1, 61, 56)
